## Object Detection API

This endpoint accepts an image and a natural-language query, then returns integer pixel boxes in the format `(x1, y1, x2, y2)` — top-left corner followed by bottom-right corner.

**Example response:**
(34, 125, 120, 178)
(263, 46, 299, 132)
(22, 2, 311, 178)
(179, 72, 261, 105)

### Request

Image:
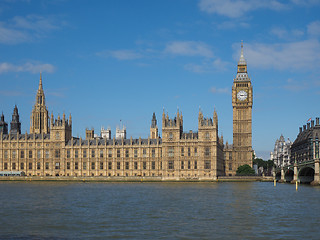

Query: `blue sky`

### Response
(1, 0, 320, 159)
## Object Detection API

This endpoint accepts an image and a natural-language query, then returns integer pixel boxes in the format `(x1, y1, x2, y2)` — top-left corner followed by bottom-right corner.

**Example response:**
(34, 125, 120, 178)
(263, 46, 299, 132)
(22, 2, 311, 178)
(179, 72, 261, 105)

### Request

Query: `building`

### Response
(0, 44, 252, 178)
(270, 135, 292, 168)
(227, 42, 253, 175)
(290, 118, 320, 164)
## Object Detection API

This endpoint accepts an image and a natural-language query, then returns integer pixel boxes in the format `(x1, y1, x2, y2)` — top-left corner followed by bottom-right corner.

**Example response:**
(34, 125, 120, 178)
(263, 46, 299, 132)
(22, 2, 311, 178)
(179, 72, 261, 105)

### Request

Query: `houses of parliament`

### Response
(0, 45, 253, 179)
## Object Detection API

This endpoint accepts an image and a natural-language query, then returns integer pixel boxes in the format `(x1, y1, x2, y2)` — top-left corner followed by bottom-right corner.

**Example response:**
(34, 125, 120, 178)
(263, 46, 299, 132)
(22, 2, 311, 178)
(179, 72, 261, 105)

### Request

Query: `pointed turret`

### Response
(10, 105, 21, 134)
(234, 42, 250, 82)
(0, 112, 8, 134)
(150, 112, 158, 139)
(30, 73, 49, 134)
(238, 41, 247, 67)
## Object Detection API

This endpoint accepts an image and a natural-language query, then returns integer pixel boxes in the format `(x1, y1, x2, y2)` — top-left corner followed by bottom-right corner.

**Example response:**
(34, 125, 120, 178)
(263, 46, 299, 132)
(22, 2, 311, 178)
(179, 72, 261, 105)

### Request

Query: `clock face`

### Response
(237, 90, 247, 101)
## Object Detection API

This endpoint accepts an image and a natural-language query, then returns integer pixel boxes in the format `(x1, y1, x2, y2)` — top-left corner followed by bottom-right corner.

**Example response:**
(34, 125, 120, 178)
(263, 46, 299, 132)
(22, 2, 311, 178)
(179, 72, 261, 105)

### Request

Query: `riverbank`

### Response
(0, 175, 274, 182)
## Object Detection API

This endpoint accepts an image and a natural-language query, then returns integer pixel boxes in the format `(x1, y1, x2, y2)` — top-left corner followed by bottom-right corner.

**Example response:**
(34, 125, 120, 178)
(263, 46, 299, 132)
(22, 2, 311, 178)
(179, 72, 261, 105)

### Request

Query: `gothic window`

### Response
(83, 150, 87, 158)
(83, 162, 87, 170)
(12, 162, 16, 170)
(204, 147, 210, 157)
(29, 162, 32, 170)
(4, 162, 8, 170)
(55, 150, 60, 158)
(168, 147, 174, 157)
(181, 161, 184, 169)
(117, 162, 121, 169)
(151, 161, 155, 170)
(194, 161, 198, 170)
(143, 161, 147, 170)
(194, 148, 198, 156)
(4, 150, 8, 159)
(134, 162, 138, 170)
(46, 162, 49, 170)
(67, 162, 70, 170)
(20, 162, 24, 170)
(152, 148, 155, 158)
(125, 150, 129, 158)
(100, 162, 104, 170)
(67, 150, 70, 159)
(125, 162, 129, 170)
(29, 150, 33, 159)
(181, 147, 184, 157)
(108, 149, 112, 158)
(204, 160, 211, 169)
(188, 148, 191, 157)
(37, 150, 41, 159)
(143, 149, 147, 158)
(12, 150, 16, 159)
(188, 161, 191, 169)
(168, 160, 174, 170)
(108, 162, 112, 170)
(100, 150, 103, 158)
(169, 132, 173, 140)
(134, 149, 138, 158)
(205, 132, 210, 139)
(55, 162, 60, 170)
(91, 162, 95, 170)
(45, 150, 50, 159)
(91, 150, 95, 158)
(75, 150, 78, 158)
(75, 162, 78, 170)
(37, 162, 41, 170)
(20, 150, 24, 159)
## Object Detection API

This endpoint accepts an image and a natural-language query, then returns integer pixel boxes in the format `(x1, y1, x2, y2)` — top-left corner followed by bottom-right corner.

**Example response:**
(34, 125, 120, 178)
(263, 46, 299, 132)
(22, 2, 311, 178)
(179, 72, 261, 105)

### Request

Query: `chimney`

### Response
(299, 127, 302, 133)
(316, 117, 320, 125)
(307, 123, 310, 129)
(311, 120, 314, 127)
(303, 125, 306, 131)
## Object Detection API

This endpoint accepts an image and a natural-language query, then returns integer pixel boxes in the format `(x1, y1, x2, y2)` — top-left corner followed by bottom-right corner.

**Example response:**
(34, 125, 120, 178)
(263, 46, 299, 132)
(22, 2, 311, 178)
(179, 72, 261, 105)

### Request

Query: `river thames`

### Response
(0, 181, 319, 239)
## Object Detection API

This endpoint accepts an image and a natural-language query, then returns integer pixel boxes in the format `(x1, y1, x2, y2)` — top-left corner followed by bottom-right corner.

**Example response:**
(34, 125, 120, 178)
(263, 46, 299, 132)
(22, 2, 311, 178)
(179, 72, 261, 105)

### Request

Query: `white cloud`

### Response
(270, 27, 304, 40)
(0, 62, 55, 74)
(307, 21, 320, 37)
(210, 87, 230, 94)
(184, 63, 206, 73)
(96, 50, 142, 60)
(199, 0, 287, 18)
(165, 41, 213, 58)
(236, 39, 320, 70)
(0, 15, 63, 44)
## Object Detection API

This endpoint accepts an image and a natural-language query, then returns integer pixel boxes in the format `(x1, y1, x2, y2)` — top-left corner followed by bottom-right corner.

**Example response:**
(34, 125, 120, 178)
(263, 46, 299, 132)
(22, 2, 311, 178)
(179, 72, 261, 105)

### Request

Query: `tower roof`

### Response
(238, 41, 247, 66)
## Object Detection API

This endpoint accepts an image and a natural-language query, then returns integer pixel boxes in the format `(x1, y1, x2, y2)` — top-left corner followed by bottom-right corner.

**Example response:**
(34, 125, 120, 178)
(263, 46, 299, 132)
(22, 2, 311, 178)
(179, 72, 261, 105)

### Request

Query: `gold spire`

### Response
(39, 72, 43, 90)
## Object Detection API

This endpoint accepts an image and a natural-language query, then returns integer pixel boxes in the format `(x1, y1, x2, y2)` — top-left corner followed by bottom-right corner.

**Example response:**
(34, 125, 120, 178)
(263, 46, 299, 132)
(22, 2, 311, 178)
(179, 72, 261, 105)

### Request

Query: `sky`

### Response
(0, 0, 320, 160)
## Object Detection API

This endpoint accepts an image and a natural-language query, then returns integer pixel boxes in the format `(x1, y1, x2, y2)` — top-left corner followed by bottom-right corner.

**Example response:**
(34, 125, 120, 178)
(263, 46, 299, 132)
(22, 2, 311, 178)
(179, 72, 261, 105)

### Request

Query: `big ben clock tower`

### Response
(232, 42, 253, 173)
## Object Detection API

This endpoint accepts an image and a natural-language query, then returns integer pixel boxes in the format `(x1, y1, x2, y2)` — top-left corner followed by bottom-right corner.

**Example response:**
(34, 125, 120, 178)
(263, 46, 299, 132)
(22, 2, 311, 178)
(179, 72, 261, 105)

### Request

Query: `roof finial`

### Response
(238, 41, 247, 65)
(39, 72, 43, 90)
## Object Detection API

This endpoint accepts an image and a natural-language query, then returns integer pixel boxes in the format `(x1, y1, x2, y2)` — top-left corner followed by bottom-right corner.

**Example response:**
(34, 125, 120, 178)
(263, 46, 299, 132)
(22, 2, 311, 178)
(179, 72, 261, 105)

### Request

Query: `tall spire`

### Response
(39, 72, 43, 90)
(238, 41, 247, 66)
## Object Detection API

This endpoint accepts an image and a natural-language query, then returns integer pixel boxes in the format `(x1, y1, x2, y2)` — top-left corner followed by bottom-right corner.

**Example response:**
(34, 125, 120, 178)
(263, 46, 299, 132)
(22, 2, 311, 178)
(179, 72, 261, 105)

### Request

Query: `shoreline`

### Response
(0, 176, 274, 183)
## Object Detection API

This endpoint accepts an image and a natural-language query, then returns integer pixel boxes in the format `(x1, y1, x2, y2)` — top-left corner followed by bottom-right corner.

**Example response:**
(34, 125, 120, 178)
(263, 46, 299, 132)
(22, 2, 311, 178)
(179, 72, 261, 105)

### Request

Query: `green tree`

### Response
(236, 164, 255, 176)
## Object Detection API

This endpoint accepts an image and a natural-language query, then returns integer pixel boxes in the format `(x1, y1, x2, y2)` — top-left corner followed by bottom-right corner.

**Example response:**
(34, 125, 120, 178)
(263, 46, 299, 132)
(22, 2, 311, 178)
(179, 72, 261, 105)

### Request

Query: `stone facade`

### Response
(270, 135, 292, 168)
(290, 118, 320, 164)
(0, 45, 253, 178)
(229, 43, 253, 175)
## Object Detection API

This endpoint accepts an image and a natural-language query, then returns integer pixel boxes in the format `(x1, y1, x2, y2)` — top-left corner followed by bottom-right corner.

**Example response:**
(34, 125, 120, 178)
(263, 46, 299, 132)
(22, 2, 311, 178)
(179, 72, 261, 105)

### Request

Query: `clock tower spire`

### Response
(231, 42, 253, 174)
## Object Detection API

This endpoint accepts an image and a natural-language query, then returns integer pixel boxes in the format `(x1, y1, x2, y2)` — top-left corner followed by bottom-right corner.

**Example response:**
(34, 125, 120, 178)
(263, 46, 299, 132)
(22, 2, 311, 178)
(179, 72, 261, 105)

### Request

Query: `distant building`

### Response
(0, 113, 8, 135)
(116, 125, 126, 140)
(290, 118, 320, 164)
(270, 135, 292, 168)
(101, 127, 111, 139)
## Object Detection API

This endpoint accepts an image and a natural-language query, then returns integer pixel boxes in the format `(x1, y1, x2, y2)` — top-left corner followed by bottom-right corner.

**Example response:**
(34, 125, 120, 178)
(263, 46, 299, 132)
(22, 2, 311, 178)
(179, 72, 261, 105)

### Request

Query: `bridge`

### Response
(274, 159, 320, 185)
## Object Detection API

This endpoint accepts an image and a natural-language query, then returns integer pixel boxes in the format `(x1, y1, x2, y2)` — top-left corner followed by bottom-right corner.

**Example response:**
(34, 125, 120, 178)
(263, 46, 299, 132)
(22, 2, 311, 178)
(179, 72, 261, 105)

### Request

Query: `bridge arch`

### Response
(275, 171, 281, 181)
(298, 166, 315, 184)
(284, 169, 294, 182)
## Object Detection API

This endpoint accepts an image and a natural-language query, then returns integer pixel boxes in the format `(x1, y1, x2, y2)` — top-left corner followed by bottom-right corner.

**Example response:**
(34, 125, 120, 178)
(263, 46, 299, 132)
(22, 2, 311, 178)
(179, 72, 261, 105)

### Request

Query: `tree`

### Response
(236, 164, 255, 176)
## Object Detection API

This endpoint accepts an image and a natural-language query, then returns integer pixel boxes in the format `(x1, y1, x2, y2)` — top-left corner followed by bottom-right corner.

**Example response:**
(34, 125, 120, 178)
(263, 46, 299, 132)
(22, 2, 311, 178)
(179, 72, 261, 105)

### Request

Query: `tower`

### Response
(0, 112, 8, 134)
(30, 73, 49, 134)
(232, 42, 253, 172)
(150, 112, 158, 139)
(50, 113, 72, 142)
(10, 105, 21, 134)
